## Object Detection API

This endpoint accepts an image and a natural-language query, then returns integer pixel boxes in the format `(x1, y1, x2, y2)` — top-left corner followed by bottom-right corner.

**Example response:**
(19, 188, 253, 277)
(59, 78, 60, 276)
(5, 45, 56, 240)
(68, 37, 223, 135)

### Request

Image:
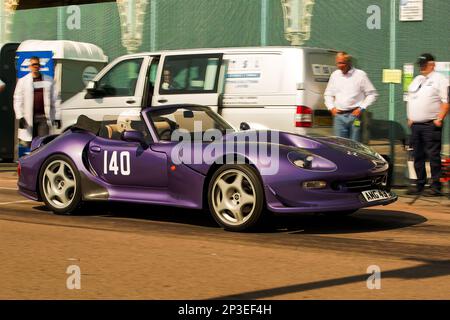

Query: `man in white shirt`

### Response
(13, 56, 60, 148)
(324, 52, 378, 142)
(406, 53, 449, 196)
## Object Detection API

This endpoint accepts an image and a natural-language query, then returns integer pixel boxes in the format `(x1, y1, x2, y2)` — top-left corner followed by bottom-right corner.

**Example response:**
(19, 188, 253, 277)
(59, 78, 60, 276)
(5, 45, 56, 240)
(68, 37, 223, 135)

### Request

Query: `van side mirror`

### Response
(86, 81, 96, 91)
(121, 130, 146, 145)
(240, 122, 251, 131)
(85, 80, 104, 99)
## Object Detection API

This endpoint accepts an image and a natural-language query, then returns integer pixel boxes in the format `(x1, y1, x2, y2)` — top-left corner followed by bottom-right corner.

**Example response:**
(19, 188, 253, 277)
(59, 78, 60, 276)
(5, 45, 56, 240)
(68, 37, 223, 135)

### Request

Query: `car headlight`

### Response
(288, 151, 337, 171)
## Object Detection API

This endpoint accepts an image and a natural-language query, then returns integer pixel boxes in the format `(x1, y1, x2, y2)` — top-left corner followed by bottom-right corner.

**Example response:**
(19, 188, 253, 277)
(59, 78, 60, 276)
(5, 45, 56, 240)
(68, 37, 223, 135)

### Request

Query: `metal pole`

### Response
(389, 0, 397, 122)
(150, 0, 157, 51)
(389, 0, 397, 183)
(260, 0, 268, 46)
(57, 6, 64, 40)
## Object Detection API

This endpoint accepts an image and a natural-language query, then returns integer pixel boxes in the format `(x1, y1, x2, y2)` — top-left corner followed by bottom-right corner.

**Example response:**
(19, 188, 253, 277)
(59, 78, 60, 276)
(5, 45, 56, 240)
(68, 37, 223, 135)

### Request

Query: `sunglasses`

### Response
(31, 63, 40, 67)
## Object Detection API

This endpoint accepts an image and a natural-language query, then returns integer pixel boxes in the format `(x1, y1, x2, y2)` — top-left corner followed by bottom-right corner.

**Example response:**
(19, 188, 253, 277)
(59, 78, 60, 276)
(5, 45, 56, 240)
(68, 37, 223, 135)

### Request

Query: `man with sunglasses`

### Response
(324, 51, 378, 142)
(406, 53, 449, 196)
(13, 56, 60, 148)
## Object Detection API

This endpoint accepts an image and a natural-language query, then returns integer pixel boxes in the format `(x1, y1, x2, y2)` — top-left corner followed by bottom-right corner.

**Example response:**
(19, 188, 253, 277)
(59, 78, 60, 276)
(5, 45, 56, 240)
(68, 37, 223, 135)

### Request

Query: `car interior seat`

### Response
(152, 116, 179, 141)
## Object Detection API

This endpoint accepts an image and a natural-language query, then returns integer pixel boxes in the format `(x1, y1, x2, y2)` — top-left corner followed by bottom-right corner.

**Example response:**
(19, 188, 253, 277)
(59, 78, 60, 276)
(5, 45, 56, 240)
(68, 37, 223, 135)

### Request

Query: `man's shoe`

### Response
(406, 186, 424, 195)
(422, 188, 443, 197)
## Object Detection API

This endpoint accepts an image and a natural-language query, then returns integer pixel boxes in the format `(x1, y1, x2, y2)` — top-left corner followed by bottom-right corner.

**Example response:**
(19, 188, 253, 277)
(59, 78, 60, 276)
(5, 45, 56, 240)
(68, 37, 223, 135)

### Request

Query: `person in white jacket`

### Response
(13, 56, 60, 146)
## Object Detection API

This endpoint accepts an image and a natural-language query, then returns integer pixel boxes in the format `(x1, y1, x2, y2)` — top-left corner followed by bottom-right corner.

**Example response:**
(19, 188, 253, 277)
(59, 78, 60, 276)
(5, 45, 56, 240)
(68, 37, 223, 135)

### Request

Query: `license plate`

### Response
(361, 189, 391, 202)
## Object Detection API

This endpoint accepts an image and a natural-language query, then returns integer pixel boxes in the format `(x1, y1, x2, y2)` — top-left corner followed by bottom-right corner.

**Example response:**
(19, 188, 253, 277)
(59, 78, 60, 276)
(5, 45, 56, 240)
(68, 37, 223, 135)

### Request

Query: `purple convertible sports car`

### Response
(18, 105, 397, 231)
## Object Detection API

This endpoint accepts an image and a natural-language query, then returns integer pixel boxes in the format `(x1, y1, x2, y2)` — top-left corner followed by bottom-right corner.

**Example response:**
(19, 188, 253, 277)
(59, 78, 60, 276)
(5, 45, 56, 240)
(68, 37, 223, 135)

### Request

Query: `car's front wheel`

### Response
(208, 165, 265, 232)
(39, 155, 82, 215)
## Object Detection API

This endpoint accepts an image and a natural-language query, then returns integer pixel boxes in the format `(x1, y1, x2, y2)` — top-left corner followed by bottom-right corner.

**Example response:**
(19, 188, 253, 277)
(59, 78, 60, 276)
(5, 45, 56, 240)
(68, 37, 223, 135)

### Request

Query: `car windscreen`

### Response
(147, 106, 235, 141)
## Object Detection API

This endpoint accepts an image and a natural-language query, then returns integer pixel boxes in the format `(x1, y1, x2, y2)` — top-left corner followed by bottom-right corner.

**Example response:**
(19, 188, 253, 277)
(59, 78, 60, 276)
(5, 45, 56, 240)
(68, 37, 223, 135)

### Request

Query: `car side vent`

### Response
(331, 175, 387, 192)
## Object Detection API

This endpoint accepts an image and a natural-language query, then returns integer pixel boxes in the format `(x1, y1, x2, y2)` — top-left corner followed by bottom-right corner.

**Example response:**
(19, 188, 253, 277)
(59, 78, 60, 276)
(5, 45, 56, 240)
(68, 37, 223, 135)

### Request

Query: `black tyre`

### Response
(208, 164, 265, 232)
(38, 155, 82, 215)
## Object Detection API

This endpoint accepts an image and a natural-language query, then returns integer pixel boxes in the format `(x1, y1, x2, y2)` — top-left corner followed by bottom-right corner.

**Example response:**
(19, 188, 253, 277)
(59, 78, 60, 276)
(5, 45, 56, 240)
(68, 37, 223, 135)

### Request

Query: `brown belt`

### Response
(336, 108, 358, 114)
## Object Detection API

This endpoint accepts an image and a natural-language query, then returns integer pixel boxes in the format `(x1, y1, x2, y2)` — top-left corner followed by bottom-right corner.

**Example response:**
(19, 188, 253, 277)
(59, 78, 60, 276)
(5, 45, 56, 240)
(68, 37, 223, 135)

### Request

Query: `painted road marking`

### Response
(0, 187, 18, 190)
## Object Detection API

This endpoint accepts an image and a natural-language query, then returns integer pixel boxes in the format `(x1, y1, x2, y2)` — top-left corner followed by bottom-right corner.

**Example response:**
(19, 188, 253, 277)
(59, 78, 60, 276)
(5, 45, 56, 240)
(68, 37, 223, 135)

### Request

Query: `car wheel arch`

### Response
(37, 153, 84, 215)
(36, 152, 79, 199)
(201, 154, 261, 210)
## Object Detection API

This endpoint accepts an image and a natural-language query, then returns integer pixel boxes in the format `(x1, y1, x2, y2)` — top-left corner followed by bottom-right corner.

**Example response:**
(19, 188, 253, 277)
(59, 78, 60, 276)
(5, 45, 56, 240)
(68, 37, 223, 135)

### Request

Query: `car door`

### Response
(152, 53, 224, 112)
(87, 135, 168, 189)
(80, 56, 150, 120)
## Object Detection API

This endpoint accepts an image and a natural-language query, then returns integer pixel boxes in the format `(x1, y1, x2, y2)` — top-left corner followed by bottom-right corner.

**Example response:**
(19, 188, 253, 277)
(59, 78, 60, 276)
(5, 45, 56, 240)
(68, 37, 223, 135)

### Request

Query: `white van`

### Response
(60, 46, 337, 135)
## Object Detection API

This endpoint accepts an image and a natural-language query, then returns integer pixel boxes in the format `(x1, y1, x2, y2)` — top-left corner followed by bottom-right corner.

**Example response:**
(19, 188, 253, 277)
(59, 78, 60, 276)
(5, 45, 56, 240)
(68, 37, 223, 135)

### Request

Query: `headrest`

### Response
(72, 115, 101, 135)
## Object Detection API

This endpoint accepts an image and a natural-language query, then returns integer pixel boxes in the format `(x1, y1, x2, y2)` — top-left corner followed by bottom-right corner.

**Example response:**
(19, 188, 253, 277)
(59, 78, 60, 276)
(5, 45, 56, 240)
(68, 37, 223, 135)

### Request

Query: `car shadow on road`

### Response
(270, 209, 427, 235)
(70, 202, 221, 229)
(33, 203, 220, 228)
(32, 202, 427, 235)
(211, 258, 450, 299)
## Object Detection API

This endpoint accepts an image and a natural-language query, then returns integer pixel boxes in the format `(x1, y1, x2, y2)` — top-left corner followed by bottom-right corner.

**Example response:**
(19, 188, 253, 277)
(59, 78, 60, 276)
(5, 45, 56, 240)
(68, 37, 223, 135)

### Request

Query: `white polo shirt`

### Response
(324, 68, 378, 111)
(407, 71, 449, 123)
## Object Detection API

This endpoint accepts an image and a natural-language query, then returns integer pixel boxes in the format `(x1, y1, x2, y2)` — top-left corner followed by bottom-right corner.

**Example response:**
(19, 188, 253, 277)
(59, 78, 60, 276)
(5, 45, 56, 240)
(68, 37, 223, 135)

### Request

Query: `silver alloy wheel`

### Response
(42, 160, 77, 209)
(211, 169, 256, 226)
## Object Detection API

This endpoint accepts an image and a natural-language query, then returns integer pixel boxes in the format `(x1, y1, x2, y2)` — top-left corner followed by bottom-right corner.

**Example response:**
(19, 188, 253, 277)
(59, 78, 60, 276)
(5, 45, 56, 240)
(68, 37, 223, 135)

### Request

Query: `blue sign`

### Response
(16, 51, 54, 79)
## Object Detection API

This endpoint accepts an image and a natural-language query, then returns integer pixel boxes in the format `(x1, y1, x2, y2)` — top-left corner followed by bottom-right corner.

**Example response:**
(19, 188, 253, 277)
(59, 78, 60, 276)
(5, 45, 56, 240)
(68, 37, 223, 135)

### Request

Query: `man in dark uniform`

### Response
(406, 54, 449, 196)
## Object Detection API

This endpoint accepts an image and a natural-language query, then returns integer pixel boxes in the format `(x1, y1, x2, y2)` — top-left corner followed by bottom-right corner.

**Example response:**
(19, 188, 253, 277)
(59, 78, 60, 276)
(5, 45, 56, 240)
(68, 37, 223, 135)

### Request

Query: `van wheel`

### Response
(208, 165, 265, 232)
(39, 155, 82, 215)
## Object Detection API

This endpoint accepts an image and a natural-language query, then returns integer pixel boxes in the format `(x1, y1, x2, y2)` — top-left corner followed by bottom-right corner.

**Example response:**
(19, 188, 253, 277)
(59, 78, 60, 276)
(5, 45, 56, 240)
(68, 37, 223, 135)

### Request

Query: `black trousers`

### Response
(19, 115, 50, 148)
(411, 122, 442, 189)
(33, 114, 49, 138)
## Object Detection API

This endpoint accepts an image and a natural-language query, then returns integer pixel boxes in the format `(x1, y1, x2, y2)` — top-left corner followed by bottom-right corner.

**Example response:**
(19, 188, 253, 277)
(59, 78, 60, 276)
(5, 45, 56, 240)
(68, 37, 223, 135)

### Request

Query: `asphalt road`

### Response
(0, 171, 449, 299)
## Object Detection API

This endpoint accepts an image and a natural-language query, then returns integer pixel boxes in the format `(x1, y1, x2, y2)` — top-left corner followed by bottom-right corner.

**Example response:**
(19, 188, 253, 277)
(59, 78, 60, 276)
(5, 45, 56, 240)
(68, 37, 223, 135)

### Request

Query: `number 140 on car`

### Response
(104, 150, 131, 176)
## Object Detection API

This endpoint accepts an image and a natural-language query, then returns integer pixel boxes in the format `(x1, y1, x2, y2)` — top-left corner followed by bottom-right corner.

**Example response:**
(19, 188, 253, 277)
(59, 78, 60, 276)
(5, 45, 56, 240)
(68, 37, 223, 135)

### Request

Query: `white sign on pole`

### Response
(399, 0, 423, 21)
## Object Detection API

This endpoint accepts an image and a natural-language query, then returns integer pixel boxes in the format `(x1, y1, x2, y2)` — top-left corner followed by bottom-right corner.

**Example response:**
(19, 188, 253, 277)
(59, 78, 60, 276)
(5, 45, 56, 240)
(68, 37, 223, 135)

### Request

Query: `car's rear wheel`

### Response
(39, 155, 82, 215)
(208, 165, 265, 232)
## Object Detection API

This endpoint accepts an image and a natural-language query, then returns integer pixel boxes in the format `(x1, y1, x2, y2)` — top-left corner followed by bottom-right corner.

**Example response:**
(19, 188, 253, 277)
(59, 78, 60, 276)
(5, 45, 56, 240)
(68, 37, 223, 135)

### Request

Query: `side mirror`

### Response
(86, 80, 97, 91)
(121, 130, 146, 145)
(240, 122, 251, 131)
(85, 80, 103, 99)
